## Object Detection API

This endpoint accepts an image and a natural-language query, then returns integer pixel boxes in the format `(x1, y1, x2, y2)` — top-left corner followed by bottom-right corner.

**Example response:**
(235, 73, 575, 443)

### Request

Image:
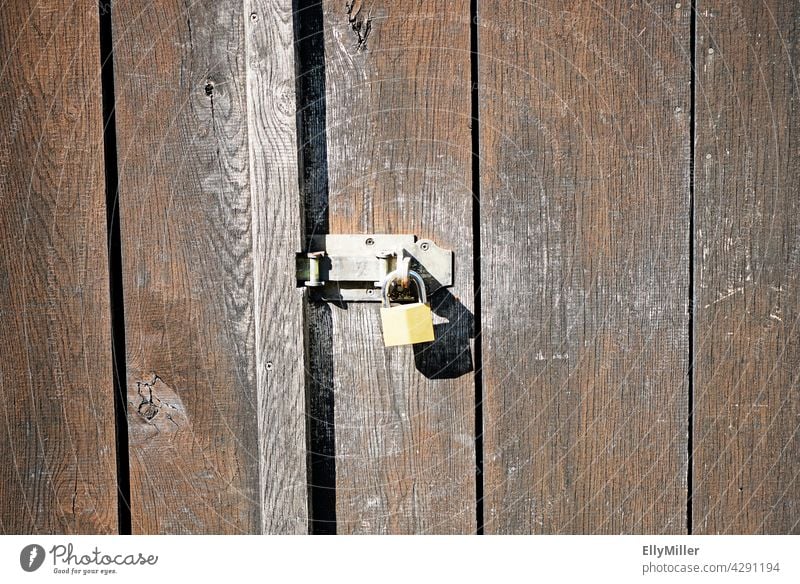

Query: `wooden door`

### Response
(111, 0, 308, 534)
(478, 0, 691, 534)
(693, 0, 800, 534)
(0, 0, 118, 534)
(1, 0, 797, 535)
(313, 0, 477, 534)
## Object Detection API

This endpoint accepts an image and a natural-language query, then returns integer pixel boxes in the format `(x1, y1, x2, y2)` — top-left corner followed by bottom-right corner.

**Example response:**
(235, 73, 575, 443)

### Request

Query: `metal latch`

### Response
(296, 234, 453, 302)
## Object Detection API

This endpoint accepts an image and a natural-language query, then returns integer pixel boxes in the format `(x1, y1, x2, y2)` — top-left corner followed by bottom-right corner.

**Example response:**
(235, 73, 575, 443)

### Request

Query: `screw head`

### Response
(266, 361, 274, 371)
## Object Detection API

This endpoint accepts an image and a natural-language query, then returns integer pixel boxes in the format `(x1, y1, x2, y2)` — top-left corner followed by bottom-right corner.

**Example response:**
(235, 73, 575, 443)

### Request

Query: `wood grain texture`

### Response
(320, 0, 476, 533)
(693, 0, 800, 534)
(245, 0, 309, 534)
(113, 1, 260, 533)
(0, 1, 118, 533)
(478, 0, 691, 533)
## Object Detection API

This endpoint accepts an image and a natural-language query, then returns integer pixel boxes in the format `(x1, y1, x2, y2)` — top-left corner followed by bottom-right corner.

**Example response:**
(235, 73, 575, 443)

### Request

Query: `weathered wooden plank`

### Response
(0, 1, 118, 533)
(694, 0, 800, 534)
(319, 0, 476, 533)
(113, 1, 261, 533)
(245, 0, 309, 534)
(479, 0, 691, 533)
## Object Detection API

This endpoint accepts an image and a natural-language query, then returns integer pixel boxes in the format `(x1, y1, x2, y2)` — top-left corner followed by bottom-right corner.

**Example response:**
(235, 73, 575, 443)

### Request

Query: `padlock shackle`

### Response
(381, 269, 427, 307)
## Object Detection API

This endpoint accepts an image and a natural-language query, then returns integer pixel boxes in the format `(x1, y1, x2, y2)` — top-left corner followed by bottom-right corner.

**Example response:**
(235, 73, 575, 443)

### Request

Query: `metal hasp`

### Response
(296, 234, 454, 302)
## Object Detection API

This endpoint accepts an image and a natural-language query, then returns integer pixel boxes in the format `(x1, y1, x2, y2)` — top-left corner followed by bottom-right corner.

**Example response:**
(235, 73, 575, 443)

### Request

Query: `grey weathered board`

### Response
(245, 0, 309, 534)
(319, 0, 476, 533)
(693, 0, 800, 534)
(0, 1, 118, 533)
(478, 0, 691, 533)
(112, 0, 306, 533)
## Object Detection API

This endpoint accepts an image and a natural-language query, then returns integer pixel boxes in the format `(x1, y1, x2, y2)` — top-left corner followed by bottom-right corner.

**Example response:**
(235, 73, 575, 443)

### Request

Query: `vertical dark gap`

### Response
(688, 0, 697, 536)
(470, 0, 485, 535)
(98, 0, 132, 535)
(293, 0, 336, 535)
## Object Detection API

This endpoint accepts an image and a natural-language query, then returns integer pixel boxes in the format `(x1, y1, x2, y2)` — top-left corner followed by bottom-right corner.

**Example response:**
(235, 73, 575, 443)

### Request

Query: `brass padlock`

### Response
(380, 270, 435, 347)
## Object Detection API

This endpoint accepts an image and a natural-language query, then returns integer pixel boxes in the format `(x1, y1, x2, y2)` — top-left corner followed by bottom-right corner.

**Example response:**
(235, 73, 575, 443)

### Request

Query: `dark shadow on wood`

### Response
(98, 0, 132, 535)
(295, 0, 329, 242)
(304, 301, 337, 535)
(413, 289, 475, 380)
(469, 0, 484, 534)
(294, 0, 336, 534)
(687, 0, 697, 535)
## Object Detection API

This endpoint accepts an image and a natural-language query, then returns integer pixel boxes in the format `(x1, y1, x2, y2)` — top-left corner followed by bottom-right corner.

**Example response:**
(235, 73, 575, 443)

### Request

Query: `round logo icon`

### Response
(20, 544, 46, 572)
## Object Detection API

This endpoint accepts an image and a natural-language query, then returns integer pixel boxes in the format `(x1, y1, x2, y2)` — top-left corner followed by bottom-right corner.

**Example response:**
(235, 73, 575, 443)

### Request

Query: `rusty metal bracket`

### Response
(296, 234, 454, 302)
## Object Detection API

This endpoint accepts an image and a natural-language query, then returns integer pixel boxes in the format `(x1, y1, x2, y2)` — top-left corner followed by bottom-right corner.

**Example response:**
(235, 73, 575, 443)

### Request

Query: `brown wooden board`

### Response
(478, 0, 691, 533)
(112, 1, 305, 533)
(0, 1, 118, 533)
(319, 0, 476, 533)
(693, 0, 800, 534)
